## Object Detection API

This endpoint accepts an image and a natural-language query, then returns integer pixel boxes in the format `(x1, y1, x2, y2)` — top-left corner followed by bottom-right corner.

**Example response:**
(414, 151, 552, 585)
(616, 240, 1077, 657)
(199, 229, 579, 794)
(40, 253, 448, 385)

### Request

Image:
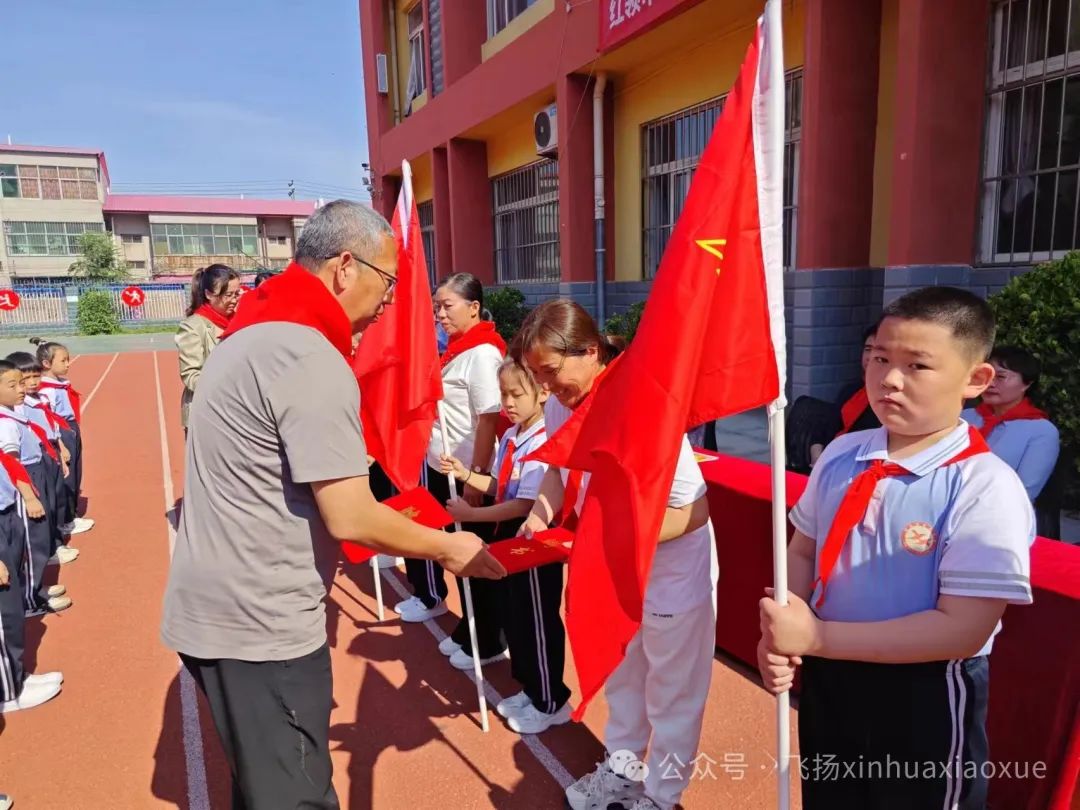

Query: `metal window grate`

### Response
(641, 70, 803, 277)
(487, 0, 536, 38)
(981, 0, 1080, 264)
(418, 200, 437, 286)
(492, 160, 561, 284)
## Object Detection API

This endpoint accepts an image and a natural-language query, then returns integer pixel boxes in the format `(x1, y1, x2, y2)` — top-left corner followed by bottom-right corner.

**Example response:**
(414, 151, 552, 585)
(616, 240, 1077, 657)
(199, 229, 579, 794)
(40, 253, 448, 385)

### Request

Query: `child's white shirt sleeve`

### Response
(668, 437, 707, 508)
(0, 421, 22, 456)
(939, 455, 1034, 605)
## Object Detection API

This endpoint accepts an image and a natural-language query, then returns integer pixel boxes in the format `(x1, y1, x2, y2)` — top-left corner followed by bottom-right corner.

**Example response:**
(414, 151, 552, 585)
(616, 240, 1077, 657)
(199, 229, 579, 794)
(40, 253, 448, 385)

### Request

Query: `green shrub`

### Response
(988, 252, 1080, 505)
(487, 286, 530, 344)
(77, 290, 121, 335)
(603, 301, 646, 343)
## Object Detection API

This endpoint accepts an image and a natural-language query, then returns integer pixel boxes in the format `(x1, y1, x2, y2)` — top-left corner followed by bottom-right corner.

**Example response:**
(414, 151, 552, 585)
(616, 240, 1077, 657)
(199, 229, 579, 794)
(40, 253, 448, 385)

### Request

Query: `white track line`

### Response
(379, 569, 574, 789)
(153, 351, 210, 810)
(79, 352, 119, 416)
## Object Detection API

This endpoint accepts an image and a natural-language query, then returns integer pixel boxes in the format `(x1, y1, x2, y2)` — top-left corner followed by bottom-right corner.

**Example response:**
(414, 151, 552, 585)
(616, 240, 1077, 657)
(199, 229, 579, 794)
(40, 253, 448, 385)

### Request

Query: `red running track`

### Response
(0, 351, 798, 808)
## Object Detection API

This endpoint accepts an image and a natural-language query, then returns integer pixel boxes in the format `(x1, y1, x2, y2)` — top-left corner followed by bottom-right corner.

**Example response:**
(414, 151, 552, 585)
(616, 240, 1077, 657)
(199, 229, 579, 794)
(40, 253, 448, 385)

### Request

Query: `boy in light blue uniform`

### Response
(961, 345, 1059, 501)
(759, 287, 1033, 809)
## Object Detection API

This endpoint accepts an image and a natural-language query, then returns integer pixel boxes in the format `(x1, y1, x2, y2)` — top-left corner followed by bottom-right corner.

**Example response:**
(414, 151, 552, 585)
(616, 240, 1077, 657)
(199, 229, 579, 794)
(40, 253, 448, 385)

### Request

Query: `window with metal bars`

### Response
(491, 160, 561, 284)
(0, 164, 98, 200)
(418, 200, 437, 286)
(4, 221, 104, 256)
(487, 0, 536, 37)
(981, 0, 1080, 264)
(641, 70, 803, 277)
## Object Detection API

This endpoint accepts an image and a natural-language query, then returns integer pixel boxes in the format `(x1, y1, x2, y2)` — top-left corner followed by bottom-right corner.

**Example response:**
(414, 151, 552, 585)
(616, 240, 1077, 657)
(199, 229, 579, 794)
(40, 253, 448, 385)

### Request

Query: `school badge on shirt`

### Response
(900, 521, 936, 555)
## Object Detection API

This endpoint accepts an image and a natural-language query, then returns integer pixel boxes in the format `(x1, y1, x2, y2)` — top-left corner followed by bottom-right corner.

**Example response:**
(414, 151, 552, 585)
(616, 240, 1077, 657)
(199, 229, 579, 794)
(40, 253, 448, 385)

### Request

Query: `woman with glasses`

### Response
(176, 264, 241, 433)
(395, 273, 510, 670)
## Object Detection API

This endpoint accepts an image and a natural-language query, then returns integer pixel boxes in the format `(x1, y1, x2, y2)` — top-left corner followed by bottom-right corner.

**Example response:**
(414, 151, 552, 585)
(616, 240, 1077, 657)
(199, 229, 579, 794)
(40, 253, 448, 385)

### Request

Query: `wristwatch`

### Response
(471, 465, 488, 475)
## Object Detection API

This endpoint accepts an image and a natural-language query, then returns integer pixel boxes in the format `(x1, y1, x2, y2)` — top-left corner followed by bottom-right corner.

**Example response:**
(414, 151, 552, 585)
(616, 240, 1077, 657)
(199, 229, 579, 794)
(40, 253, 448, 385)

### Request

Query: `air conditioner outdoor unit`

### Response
(534, 104, 558, 155)
(376, 54, 389, 95)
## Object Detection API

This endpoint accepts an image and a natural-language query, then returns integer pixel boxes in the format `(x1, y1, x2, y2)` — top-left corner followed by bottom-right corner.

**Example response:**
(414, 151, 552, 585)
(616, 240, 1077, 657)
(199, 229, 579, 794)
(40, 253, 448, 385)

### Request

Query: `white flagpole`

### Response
(755, 1, 790, 806)
(436, 401, 491, 732)
(371, 555, 385, 621)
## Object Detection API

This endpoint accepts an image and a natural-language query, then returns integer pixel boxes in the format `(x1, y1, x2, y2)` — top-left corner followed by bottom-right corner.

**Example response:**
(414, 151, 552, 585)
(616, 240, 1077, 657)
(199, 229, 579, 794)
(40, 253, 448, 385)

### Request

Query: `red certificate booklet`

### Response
(340, 487, 455, 564)
(487, 528, 575, 574)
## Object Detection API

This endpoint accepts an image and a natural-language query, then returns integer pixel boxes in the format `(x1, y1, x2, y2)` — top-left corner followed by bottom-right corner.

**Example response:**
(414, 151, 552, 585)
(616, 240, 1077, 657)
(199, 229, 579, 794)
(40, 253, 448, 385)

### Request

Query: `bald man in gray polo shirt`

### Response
(161, 201, 504, 810)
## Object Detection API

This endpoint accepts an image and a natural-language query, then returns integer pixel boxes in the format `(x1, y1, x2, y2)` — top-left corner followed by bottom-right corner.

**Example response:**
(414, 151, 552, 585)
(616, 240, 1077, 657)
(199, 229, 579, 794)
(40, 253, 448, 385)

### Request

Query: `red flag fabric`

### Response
(340, 486, 455, 565)
(353, 160, 443, 493)
(528, 12, 786, 719)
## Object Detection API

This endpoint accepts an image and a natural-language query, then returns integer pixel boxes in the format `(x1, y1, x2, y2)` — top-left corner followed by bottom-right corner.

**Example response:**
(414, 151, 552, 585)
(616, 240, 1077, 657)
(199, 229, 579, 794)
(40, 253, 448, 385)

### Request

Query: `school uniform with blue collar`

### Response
(21, 395, 64, 555)
(961, 407, 1059, 500)
(0, 465, 27, 704)
(492, 418, 573, 717)
(790, 421, 1033, 810)
(0, 406, 52, 613)
(39, 377, 80, 526)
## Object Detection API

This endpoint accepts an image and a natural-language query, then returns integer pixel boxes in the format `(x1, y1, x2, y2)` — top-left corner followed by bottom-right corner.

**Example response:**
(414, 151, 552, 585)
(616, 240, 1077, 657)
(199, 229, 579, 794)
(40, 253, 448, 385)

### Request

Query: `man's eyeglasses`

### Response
(353, 256, 397, 294)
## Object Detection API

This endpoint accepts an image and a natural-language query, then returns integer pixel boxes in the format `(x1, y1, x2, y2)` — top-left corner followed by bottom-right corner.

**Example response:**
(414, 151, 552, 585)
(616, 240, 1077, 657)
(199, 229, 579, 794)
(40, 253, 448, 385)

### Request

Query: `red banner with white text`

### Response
(599, 0, 689, 52)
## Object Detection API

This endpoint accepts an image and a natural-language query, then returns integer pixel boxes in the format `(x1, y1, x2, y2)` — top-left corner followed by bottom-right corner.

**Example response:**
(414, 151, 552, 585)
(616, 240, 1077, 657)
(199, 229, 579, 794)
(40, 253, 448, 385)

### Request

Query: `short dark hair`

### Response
(0, 360, 16, 375)
(989, 345, 1041, 386)
(880, 286, 995, 362)
(862, 323, 879, 343)
(6, 352, 42, 373)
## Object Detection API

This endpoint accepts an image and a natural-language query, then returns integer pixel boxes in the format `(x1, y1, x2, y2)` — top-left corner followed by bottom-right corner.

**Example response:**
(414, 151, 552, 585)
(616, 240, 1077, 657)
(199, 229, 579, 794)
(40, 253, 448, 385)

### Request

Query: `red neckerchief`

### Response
(440, 322, 506, 369)
(25, 394, 70, 432)
(194, 303, 231, 331)
(0, 453, 35, 495)
(975, 397, 1048, 439)
(38, 378, 81, 424)
(0, 410, 58, 461)
(221, 262, 354, 359)
(496, 425, 546, 502)
(814, 425, 990, 608)
(838, 387, 870, 436)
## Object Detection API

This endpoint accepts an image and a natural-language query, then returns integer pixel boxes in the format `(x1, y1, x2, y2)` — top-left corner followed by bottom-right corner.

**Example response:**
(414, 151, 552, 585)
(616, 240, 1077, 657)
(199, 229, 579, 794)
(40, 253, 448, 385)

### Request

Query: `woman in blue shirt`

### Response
(962, 346, 1059, 501)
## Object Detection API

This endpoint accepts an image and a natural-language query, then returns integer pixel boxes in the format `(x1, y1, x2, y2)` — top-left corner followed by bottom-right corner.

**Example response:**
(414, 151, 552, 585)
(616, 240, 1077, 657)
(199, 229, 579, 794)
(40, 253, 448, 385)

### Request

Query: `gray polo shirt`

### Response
(161, 322, 368, 661)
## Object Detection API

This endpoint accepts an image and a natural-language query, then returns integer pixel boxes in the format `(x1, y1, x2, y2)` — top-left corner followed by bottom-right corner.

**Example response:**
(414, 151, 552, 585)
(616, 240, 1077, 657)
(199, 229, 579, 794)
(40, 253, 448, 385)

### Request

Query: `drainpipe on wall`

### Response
(388, 0, 402, 126)
(593, 72, 608, 325)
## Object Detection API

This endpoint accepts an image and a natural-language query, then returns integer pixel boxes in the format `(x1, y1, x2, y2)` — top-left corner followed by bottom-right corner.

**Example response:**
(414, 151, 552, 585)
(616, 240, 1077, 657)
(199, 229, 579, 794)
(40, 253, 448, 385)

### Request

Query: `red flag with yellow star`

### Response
(529, 7, 786, 719)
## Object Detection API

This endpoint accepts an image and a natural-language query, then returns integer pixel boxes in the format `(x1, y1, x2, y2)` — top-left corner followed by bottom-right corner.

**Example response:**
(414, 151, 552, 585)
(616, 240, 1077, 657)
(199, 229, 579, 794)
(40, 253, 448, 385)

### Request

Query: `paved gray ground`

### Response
(0, 332, 176, 356)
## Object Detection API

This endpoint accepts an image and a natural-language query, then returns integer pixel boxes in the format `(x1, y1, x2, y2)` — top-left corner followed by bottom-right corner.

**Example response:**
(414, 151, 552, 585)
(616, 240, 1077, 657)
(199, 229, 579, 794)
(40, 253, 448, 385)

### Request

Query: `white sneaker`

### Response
(47, 547, 79, 566)
(449, 648, 509, 671)
(438, 636, 462, 657)
(507, 702, 572, 734)
(24, 672, 63, 686)
(46, 584, 66, 598)
(393, 596, 425, 615)
(0, 793, 12, 810)
(496, 690, 532, 719)
(46, 595, 72, 613)
(0, 678, 61, 713)
(62, 517, 94, 536)
(399, 600, 448, 623)
(565, 762, 642, 810)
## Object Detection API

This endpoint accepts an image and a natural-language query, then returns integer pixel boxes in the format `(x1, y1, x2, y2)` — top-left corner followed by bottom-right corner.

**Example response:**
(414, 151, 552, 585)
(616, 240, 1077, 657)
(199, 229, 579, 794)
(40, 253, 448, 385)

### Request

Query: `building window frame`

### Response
(486, 0, 536, 38)
(3, 221, 105, 256)
(418, 200, 437, 286)
(492, 159, 561, 284)
(0, 164, 98, 200)
(149, 223, 259, 257)
(404, 1, 427, 113)
(640, 69, 803, 278)
(980, 0, 1080, 265)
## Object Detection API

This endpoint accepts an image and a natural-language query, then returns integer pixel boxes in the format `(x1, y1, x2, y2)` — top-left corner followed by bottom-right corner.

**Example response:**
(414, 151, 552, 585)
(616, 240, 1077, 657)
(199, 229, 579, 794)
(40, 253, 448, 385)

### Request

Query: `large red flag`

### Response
(353, 161, 443, 494)
(530, 6, 786, 719)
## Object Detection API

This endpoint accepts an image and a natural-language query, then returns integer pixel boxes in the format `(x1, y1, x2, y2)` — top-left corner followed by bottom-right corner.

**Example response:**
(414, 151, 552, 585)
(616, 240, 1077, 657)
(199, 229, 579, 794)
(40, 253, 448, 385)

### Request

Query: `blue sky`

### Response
(1, 0, 370, 201)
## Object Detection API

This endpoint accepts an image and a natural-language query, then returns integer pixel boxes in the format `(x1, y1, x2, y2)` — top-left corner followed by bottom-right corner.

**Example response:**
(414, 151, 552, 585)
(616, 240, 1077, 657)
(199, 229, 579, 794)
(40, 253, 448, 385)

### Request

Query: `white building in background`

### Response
(0, 143, 318, 283)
